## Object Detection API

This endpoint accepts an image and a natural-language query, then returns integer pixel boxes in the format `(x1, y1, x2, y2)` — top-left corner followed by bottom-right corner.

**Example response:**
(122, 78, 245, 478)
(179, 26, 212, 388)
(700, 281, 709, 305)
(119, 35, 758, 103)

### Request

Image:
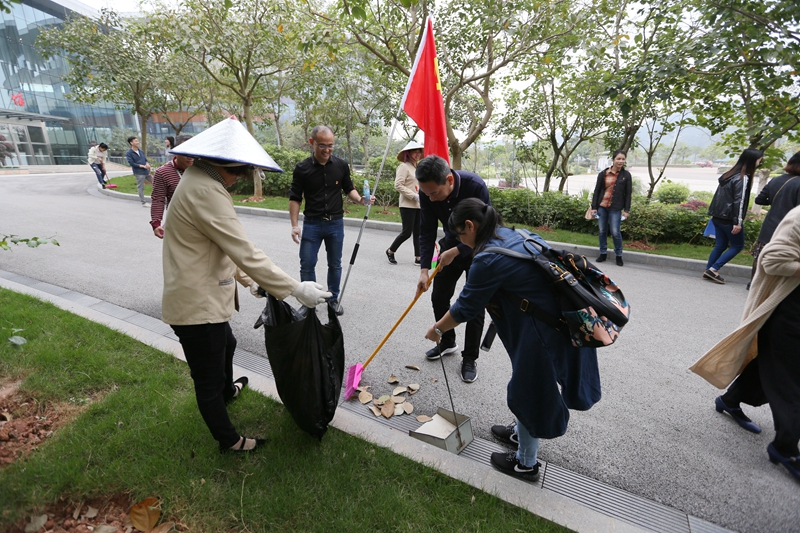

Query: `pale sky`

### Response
(76, 0, 147, 14)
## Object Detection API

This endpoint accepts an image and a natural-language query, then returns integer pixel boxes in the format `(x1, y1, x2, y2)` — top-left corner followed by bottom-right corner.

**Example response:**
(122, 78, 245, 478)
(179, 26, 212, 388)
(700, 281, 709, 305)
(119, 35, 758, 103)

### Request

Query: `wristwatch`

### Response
(434, 325, 443, 337)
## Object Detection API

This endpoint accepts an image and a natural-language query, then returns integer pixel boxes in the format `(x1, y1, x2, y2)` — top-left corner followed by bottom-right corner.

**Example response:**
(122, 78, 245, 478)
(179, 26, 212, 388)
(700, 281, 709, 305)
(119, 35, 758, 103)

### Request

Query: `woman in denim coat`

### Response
(425, 198, 601, 482)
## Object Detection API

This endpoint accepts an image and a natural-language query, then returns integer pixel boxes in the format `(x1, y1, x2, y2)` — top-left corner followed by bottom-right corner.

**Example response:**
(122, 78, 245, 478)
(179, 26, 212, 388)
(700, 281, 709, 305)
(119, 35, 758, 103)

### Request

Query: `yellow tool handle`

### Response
(362, 263, 442, 370)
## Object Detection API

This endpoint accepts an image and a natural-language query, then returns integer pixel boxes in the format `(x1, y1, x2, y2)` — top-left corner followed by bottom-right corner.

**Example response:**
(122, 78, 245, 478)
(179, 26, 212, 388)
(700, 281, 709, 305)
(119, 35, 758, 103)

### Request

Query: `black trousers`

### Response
(431, 244, 485, 360)
(171, 322, 240, 448)
(389, 207, 420, 257)
(723, 285, 800, 457)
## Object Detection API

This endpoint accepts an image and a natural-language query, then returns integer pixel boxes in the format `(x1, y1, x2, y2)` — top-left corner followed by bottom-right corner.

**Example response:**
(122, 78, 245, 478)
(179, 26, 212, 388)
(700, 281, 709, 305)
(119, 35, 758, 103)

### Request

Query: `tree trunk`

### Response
(137, 109, 149, 157)
(450, 140, 462, 170)
(274, 105, 283, 149)
(242, 97, 263, 198)
(750, 168, 770, 214)
(361, 120, 371, 167)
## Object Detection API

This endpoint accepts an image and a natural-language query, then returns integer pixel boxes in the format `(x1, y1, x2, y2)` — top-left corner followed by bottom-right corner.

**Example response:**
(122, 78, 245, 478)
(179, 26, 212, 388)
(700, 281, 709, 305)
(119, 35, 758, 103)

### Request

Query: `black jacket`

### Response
(755, 173, 800, 243)
(591, 168, 632, 212)
(708, 172, 749, 226)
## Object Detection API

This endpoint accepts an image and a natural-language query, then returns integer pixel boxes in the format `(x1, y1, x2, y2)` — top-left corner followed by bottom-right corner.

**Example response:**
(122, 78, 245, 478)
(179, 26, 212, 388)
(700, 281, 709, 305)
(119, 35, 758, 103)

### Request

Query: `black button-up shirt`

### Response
(419, 169, 491, 269)
(289, 155, 354, 218)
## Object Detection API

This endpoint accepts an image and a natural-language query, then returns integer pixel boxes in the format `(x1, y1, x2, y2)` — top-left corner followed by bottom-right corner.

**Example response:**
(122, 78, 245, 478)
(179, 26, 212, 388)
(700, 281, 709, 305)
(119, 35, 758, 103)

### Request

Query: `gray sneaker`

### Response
(460, 358, 477, 383)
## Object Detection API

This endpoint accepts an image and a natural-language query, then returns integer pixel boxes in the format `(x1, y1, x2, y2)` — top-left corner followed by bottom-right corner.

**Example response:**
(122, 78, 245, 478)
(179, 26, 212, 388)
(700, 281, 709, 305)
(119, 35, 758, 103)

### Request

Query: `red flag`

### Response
(400, 18, 450, 165)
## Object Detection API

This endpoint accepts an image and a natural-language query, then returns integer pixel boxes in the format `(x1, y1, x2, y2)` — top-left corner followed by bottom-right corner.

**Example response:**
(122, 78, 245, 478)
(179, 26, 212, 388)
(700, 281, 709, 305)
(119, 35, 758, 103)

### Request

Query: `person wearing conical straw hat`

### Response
(386, 140, 424, 266)
(165, 116, 331, 454)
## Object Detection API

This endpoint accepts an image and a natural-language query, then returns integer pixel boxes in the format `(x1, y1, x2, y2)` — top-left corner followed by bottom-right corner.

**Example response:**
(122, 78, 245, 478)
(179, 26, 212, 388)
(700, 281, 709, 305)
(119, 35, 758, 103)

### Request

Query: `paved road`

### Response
(1, 171, 798, 532)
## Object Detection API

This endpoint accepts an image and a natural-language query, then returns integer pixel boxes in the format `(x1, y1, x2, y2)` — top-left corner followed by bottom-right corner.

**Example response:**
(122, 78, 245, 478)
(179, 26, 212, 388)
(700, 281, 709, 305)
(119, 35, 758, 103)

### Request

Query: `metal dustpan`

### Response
(409, 407, 474, 454)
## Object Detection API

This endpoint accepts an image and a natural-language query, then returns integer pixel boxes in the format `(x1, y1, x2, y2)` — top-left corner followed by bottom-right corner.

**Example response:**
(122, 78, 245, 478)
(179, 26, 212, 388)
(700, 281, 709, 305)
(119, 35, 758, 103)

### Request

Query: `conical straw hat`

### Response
(171, 116, 283, 172)
(396, 140, 424, 162)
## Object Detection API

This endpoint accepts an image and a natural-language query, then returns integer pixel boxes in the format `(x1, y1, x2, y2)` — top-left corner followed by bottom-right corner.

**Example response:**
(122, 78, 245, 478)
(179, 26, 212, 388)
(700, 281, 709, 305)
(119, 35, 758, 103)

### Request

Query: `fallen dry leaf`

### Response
(430, 378, 438, 383)
(73, 502, 83, 520)
(368, 405, 381, 417)
(416, 415, 433, 423)
(381, 402, 394, 418)
(26, 514, 47, 532)
(405, 365, 420, 371)
(392, 386, 407, 396)
(408, 389, 418, 395)
(130, 497, 160, 533)
(394, 404, 404, 416)
(408, 383, 420, 391)
(94, 526, 119, 533)
(356, 385, 371, 392)
(391, 395, 405, 404)
(403, 402, 414, 414)
(374, 394, 390, 406)
(387, 375, 399, 384)
(358, 391, 373, 404)
(84, 506, 99, 519)
(151, 521, 175, 533)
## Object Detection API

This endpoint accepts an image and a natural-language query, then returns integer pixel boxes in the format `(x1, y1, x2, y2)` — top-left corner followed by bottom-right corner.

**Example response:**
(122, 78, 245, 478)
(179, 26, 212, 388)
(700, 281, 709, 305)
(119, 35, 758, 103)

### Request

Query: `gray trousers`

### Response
(134, 173, 148, 204)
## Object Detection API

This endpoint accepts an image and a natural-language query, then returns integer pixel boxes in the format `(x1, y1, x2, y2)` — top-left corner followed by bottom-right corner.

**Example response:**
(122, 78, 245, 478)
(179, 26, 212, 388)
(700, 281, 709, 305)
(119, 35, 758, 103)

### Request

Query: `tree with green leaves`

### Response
(332, 0, 577, 169)
(37, 9, 165, 155)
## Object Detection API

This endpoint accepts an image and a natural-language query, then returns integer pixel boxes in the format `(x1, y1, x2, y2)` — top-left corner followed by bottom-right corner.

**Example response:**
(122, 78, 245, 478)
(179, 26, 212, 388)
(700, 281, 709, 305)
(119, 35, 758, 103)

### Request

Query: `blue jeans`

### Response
(597, 206, 623, 256)
(299, 218, 344, 302)
(90, 163, 105, 185)
(515, 421, 540, 467)
(706, 220, 744, 271)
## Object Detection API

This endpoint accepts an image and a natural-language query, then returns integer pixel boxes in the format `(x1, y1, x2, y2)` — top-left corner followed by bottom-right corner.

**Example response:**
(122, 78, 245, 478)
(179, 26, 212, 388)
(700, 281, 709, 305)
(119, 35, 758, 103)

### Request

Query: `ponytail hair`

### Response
(448, 198, 503, 255)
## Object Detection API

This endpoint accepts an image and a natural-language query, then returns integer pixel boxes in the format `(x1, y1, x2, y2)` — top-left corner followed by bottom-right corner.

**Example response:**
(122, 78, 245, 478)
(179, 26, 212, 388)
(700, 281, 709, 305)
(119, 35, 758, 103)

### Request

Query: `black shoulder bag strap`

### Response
(484, 233, 570, 335)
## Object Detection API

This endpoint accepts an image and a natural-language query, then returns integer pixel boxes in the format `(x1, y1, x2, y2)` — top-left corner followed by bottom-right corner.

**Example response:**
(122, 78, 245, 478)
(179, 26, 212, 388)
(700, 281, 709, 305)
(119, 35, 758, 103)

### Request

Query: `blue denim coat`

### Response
(449, 227, 601, 438)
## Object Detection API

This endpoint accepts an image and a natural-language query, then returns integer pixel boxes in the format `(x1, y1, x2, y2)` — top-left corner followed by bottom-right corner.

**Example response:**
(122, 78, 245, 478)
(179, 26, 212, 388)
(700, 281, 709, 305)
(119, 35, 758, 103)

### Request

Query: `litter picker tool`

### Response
(344, 263, 442, 400)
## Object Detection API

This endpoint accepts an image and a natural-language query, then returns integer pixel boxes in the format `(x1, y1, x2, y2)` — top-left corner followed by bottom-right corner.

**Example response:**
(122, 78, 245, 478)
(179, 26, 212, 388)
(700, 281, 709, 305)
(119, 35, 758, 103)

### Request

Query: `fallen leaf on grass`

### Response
(130, 497, 160, 532)
(381, 402, 394, 418)
(391, 395, 405, 404)
(151, 521, 176, 533)
(73, 502, 83, 520)
(387, 375, 399, 384)
(405, 365, 420, 371)
(25, 515, 47, 533)
(358, 391, 373, 404)
(368, 405, 381, 417)
(84, 506, 99, 519)
(403, 403, 414, 414)
(416, 415, 433, 423)
(394, 404, 404, 416)
(392, 386, 407, 396)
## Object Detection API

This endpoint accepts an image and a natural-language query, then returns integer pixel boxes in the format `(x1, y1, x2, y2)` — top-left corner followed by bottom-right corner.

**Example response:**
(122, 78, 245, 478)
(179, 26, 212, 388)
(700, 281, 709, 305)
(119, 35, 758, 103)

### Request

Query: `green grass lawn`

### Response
(109, 175, 753, 266)
(0, 289, 568, 533)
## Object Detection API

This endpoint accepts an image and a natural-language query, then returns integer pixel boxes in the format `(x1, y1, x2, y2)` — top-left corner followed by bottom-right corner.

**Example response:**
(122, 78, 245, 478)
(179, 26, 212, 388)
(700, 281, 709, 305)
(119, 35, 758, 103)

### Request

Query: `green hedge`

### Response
(228, 145, 310, 196)
(487, 187, 763, 248)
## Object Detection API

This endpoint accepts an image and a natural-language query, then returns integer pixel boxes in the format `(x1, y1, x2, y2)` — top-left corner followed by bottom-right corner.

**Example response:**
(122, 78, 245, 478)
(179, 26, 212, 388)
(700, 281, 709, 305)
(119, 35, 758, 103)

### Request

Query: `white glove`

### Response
(413, 194, 420, 203)
(249, 283, 264, 298)
(291, 282, 332, 307)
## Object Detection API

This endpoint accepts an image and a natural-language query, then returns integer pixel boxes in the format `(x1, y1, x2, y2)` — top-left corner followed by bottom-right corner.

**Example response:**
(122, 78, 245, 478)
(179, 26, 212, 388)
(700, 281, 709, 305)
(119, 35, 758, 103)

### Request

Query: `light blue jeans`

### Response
(299, 218, 344, 302)
(515, 421, 540, 467)
(597, 206, 623, 257)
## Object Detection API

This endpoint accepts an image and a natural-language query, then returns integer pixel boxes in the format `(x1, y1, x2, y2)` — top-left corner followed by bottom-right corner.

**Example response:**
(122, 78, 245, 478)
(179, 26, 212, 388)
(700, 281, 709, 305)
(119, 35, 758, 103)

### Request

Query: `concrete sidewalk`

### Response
(0, 271, 731, 533)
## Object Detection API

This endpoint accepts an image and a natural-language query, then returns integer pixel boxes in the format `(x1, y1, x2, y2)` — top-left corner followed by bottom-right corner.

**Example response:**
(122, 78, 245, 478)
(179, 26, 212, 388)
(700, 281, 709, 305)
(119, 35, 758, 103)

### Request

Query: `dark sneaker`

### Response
(460, 358, 477, 383)
(425, 341, 459, 360)
(490, 451, 541, 482)
(491, 423, 519, 448)
(616, 256, 624, 266)
(703, 269, 725, 284)
(596, 254, 607, 263)
(386, 248, 397, 265)
(329, 301, 344, 316)
(414, 257, 421, 265)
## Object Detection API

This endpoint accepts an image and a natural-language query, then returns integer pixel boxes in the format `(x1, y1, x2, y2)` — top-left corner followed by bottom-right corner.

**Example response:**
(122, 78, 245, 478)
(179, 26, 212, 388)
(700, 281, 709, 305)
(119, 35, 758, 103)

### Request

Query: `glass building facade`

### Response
(0, 0, 138, 166)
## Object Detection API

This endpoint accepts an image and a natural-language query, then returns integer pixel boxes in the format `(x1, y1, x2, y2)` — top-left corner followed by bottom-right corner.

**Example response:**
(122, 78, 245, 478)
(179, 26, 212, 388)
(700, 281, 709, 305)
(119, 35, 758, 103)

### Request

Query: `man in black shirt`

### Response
(289, 125, 370, 315)
(416, 155, 490, 383)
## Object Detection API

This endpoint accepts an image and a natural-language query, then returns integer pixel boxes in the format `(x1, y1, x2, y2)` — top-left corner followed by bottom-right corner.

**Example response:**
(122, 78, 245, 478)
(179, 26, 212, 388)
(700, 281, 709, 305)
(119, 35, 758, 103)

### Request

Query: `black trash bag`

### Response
(254, 294, 344, 440)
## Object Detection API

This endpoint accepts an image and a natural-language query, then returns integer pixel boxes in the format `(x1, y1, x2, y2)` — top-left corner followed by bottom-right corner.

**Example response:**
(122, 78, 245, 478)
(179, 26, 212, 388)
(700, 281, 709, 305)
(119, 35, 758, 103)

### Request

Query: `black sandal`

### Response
(232, 376, 248, 398)
(220, 436, 267, 454)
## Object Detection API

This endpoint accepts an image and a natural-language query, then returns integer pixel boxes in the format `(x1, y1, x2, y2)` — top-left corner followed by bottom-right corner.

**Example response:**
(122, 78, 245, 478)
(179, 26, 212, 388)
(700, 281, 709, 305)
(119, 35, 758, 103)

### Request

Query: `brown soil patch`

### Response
(534, 225, 553, 232)
(0, 381, 86, 468)
(626, 240, 657, 250)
